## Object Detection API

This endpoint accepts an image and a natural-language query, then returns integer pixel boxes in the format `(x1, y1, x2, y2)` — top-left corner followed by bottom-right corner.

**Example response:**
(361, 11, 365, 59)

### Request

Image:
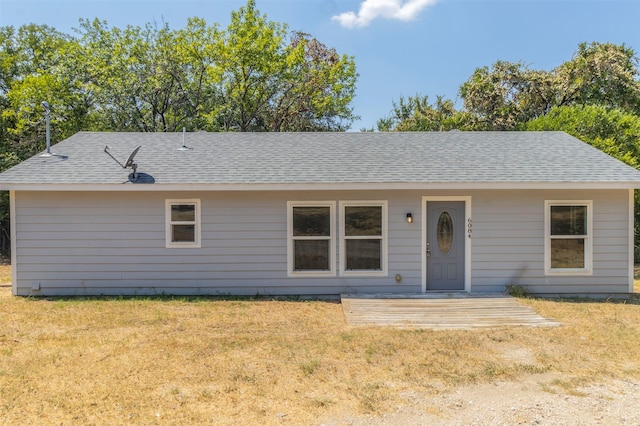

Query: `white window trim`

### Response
(339, 200, 388, 277)
(287, 201, 336, 277)
(165, 199, 201, 248)
(544, 200, 593, 276)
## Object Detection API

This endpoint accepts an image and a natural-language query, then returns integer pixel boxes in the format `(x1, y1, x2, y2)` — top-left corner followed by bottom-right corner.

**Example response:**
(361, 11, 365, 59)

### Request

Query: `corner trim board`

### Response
(629, 189, 635, 292)
(10, 190, 16, 295)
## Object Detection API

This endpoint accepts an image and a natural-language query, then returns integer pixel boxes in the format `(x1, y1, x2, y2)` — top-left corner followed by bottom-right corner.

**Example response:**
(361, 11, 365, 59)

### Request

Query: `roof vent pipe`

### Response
(178, 127, 190, 151)
(40, 101, 52, 157)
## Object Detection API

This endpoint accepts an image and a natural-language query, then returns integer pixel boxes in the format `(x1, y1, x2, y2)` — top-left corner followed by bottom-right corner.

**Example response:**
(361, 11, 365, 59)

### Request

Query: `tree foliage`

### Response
(554, 42, 640, 114)
(272, 31, 358, 132)
(458, 42, 640, 130)
(376, 94, 475, 132)
(380, 42, 640, 133)
(74, 17, 219, 132)
(206, 0, 286, 131)
(207, 1, 357, 131)
(459, 61, 554, 130)
(0, 0, 358, 145)
(0, 24, 87, 158)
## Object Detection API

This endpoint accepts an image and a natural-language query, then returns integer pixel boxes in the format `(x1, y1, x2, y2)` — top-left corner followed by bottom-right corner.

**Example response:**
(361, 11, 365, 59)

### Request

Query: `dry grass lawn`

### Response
(0, 262, 11, 285)
(0, 264, 639, 424)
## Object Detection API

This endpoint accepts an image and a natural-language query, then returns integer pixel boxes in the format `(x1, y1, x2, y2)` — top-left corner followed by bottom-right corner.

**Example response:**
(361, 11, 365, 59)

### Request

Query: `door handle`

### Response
(426, 242, 431, 257)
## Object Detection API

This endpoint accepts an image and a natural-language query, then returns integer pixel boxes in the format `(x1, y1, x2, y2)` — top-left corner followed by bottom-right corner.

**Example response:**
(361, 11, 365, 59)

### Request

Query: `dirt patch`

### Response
(320, 374, 640, 425)
(497, 343, 538, 365)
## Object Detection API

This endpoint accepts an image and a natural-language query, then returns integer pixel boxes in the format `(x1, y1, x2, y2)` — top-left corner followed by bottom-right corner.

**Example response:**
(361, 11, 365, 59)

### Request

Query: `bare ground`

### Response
(319, 374, 640, 425)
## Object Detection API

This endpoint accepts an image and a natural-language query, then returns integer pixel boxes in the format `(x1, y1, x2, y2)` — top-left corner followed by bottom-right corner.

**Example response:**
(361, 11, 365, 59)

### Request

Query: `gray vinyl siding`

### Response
(13, 190, 423, 296)
(470, 189, 631, 294)
(12, 189, 632, 296)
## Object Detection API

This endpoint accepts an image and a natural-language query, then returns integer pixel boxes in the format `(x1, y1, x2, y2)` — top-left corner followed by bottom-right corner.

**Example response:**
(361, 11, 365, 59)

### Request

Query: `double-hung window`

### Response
(340, 201, 387, 276)
(166, 199, 201, 248)
(545, 201, 592, 275)
(288, 202, 335, 275)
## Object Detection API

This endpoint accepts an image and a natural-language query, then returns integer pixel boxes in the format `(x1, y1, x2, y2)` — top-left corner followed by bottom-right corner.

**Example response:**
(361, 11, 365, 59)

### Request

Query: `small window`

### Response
(166, 199, 201, 248)
(545, 201, 592, 275)
(437, 211, 454, 254)
(288, 202, 335, 276)
(340, 201, 387, 276)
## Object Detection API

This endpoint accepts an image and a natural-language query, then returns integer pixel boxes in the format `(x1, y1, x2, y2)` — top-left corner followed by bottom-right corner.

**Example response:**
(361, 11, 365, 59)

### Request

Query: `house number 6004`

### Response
(467, 218, 472, 238)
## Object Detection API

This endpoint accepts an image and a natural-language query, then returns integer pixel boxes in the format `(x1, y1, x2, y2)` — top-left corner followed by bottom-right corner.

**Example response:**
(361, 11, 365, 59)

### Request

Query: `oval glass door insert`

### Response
(437, 211, 454, 254)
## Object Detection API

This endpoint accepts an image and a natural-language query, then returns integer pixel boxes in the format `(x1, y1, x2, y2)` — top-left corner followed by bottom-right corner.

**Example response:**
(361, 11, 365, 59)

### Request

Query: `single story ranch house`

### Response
(1, 131, 640, 297)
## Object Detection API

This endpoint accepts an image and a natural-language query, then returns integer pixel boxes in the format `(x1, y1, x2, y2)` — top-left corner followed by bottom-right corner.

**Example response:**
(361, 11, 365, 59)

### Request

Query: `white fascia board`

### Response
(2, 181, 640, 192)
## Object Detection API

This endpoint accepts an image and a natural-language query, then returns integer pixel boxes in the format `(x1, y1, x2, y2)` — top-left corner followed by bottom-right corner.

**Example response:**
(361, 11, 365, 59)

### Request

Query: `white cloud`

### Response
(332, 0, 440, 29)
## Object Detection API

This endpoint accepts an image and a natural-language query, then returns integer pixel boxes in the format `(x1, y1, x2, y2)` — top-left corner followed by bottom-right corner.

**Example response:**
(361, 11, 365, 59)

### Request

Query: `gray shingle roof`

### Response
(2, 131, 640, 189)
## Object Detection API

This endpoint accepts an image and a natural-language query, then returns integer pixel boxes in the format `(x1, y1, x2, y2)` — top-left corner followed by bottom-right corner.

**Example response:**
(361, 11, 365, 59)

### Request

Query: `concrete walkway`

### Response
(340, 293, 561, 330)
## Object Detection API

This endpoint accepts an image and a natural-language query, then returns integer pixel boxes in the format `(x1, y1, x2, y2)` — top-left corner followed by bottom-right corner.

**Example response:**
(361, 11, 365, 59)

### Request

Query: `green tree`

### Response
(377, 94, 475, 132)
(2, 1, 357, 136)
(74, 18, 219, 132)
(0, 26, 18, 148)
(205, 0, 288, 131)
(269, 31, 358, 131)
(0, 24, 86, 157)
(206, 1, 357, 131)
(458, 43, 640, 130)
(554, 42, 640, 114)
(459, 61, 556, 130)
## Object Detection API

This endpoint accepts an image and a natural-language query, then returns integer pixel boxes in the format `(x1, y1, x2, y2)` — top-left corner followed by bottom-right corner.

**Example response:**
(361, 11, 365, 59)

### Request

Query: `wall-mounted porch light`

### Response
(406, 213, 413, 223)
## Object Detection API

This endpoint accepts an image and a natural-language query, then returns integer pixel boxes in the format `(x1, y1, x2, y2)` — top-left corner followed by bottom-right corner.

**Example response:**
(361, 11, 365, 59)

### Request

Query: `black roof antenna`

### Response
(104, 145, 142, 180)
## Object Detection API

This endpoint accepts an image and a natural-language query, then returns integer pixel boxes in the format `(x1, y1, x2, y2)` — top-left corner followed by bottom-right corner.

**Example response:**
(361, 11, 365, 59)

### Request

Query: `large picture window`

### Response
(166, 199, 201, 248)
(545, 201, 592, 275)
(288, 202, 335, 275)
(340, 201, 387, 276)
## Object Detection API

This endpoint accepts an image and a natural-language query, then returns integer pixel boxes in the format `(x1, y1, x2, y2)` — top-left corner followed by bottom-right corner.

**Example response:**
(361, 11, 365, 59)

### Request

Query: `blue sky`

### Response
(1, 0, 639, 131)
